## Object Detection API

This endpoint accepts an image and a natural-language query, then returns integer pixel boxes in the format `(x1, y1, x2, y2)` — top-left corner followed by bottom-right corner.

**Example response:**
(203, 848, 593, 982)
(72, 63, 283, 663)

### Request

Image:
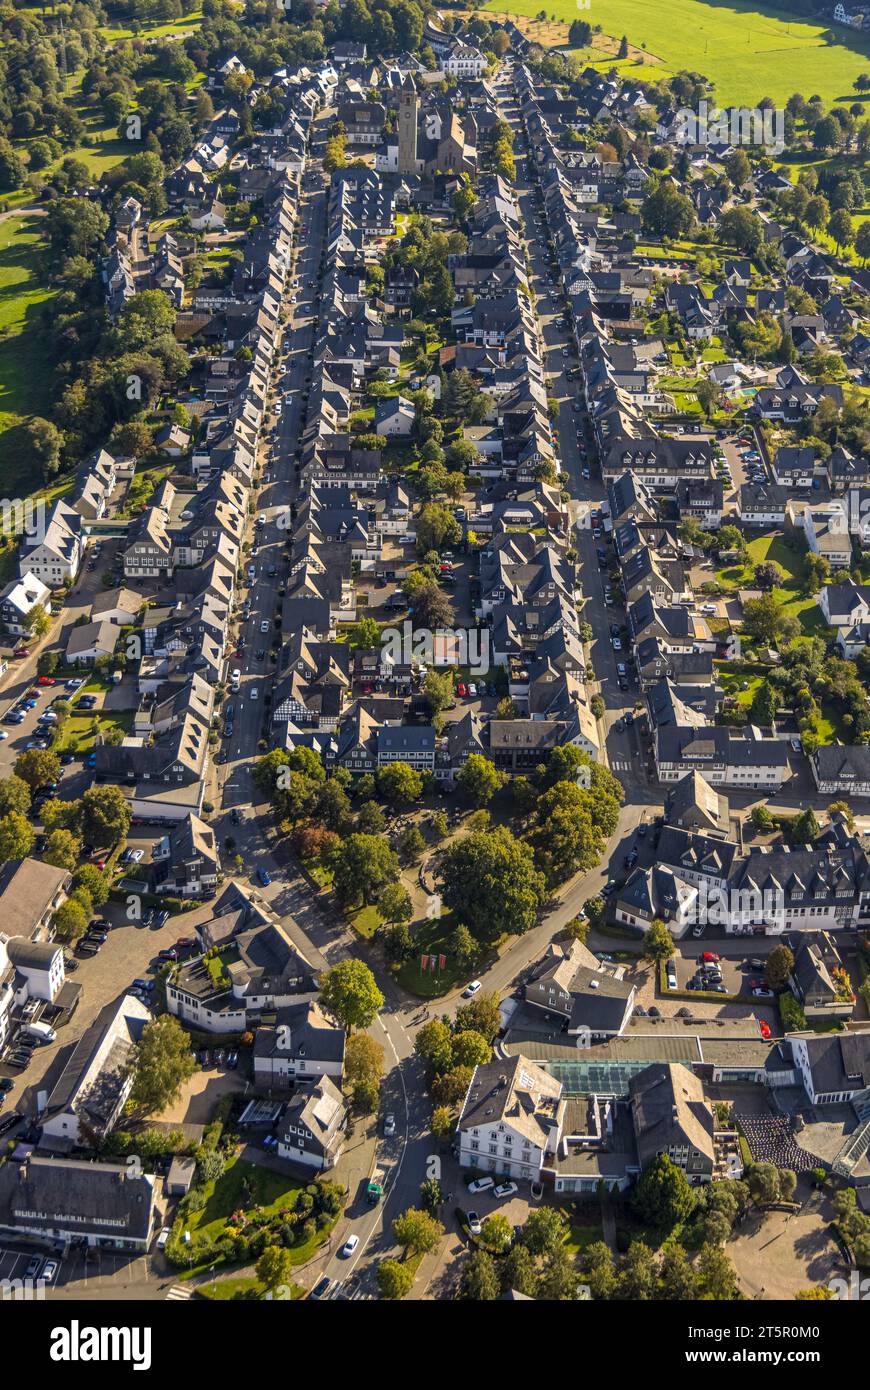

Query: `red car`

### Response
(37, 676, 55, 686)
(759, 1021, 771, 1039)
(176, 937, 196, 949)
(15, 649, 30, 658)
(457, 682, 467, 697)
(701, 951, 720, 963)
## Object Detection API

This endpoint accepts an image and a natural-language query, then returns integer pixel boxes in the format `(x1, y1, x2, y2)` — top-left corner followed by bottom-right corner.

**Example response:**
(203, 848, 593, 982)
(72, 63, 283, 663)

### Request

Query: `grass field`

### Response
(715, 533, 826, 634)
(0, 212, 54, 496)
(484, 0, 870, 107)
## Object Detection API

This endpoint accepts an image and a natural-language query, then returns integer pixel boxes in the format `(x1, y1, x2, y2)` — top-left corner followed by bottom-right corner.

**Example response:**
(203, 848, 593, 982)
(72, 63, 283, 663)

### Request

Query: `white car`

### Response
(0, 731, 7, 741)
(752, 987, 774, 999)
(467, 1211, 482, 1235)
(156, 1227, 172, 1252)
(260, 620, 270, 633)
(383, 1113, 396, 1137)
(250, 687, 259, 701)
(462, 980, 482, 998)
(340, 1234, 360, 1258)
(493, 1182, 518, 1200)
(467, 1176, 494, 1195)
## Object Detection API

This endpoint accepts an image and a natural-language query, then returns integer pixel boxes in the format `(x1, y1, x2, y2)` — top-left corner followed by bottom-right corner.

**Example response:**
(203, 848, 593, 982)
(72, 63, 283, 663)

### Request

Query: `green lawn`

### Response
(395, 910, 468, 998)
(0, 213, 54, 494)
(715, 533, 825, 634)
(53, 711, 133, 754)
(485, 0, 870, 106)
(200, 1275, 305, 1301)
(186, 1158, 308, 1244)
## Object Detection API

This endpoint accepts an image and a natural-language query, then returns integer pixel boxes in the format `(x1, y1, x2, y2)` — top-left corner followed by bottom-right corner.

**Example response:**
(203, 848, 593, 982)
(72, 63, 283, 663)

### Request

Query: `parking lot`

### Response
(0, 905, 193, 1119)
(0, 1243, 63, 1292)
(671, 947, 773, 999)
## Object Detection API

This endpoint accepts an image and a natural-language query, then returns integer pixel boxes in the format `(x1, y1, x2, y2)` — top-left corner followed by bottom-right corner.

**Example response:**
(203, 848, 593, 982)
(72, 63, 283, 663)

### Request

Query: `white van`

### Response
(21, 1020, 56, 1045)
(230, 669, 241, 691)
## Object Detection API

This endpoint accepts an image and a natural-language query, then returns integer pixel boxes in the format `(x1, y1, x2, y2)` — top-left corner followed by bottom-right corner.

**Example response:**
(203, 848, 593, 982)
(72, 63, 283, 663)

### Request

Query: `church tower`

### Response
(398, 82, 418, 175)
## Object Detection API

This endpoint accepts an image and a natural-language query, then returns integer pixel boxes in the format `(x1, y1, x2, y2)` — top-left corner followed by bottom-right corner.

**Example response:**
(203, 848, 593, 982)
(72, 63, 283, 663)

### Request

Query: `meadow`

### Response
(483, 0, 870, 108)
(0, 212, 55, 496)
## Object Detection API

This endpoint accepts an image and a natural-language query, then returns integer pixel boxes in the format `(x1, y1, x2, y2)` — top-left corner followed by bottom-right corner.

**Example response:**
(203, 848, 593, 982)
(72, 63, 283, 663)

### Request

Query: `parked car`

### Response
(493, 1181, 518, 1199)
(462, 980, 481, 998)
(467, 1176, 493, 1195)
(467, 1212, 482, 1235)
(383, 1113, 396, 1137)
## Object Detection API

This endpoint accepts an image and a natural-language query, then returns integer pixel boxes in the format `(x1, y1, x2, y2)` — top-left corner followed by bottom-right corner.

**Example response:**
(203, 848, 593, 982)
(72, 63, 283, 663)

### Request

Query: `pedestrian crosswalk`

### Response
(165, 1284, 194, 1301)
(610, 759, 632, 773)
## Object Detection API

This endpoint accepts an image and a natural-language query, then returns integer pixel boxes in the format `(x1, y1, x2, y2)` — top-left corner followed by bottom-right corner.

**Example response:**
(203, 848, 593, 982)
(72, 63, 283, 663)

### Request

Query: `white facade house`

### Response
(441, 45, 488, 79)
(18, 500, 83, 589)
(456, 1055, 564, 1182)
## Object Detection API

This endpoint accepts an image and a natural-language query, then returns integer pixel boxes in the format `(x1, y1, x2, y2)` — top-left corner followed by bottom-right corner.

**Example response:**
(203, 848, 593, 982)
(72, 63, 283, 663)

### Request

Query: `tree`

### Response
(520, 1206, 568, 1257)
(14, 748, 61, 791)
(431, 1106, 455, 1142)
(415, 1019, 455, 1077)
(256, 1245, 294, 1294)
(538, 1243, 581, 1300)
(641, 182, 695, 239)
(347, 616, 381, 649)
(378, 882, 412, 925)
(742, 593, 785, 646)
(51, 899, 88, 943)
(0, 812, 35, 862)
(320, 959, 384, 1031)
(754, 561, 785, 591)
(481, 1213, 513, 1253)
(829, 208, 854, 255)
(719, 207, 764, 255)
(0, 775, 31, 818)
(398, 825, 426, 863)
(80, 784, 132, 845)
(580, 1241, 616, 1300)
(392, 1207, 443, 1257)
(454, 992, 501, 1043)
(376, 762, 423, 806)
(749, 681, 777, 727)
(424, 669, 454, 718)
(695, 1242, 739, 1300)
(456, 753, 506, 807)
(792, 806, 820, 843)
(616, 1241, 658, 1300)
(128, 1014, 197, 1114)
(617, 34, 629, 58)
(417, 502, 461, 555)
(439, 826, 546, 942)
(344, 1031, 385, 1097)
(642, 919, 676, 966)
(633, 1154, 697, 1230)
(764, 943, 794, 990)
(420, 1177, 443, 1218)
(658, 1244, 699, 1299)
(377, 1258, 414, 1299)
(451, 1029, 491, 1070)
(751, 805, 775, 832)
(501, 1243, 539, 1297)
(461, 1248, 501, 1299)
(431, 1065, 473, 1106)
(725, 148, 751, 187)
(855, 221, 870, 265)
(24, 418, 63, 481)
(331, 833, 399, 907)
(43, 828, 81, 872)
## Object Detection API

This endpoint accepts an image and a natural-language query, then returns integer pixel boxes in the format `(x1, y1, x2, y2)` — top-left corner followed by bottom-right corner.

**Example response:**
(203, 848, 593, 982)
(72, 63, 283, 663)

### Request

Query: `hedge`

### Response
(778, 992, 806, 1032)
